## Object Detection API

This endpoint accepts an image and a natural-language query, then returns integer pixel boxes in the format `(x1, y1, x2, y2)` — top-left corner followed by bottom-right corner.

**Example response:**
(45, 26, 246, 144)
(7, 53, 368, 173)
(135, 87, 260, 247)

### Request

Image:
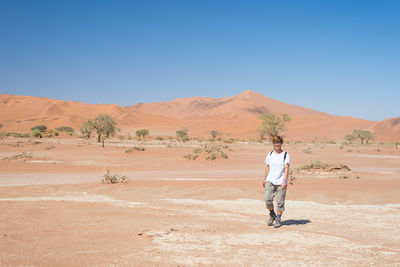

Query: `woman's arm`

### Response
(282, 163, 289, 189)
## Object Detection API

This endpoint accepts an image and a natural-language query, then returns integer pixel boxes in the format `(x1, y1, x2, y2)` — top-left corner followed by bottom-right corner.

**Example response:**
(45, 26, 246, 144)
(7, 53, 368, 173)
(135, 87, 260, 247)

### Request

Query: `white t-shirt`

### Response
(265, 151, 290, 185)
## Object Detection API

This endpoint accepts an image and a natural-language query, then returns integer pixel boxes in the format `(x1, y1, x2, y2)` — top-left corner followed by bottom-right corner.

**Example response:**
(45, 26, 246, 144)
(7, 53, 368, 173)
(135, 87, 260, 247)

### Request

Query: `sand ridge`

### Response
(1, 91, 399, 141)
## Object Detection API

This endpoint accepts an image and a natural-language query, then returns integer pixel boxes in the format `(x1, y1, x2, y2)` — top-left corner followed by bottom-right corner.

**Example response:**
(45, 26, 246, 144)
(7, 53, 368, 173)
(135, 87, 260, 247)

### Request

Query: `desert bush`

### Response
(0, 123, 3, 130)
(194, 144, 229, 161)
(118, 135, 126, 140)
(176, 128, 188, 140)
(258, 113, 291, 140)
(80, 121, 93, 139)
(31, 129, 42, 138)
(193, 147, 203, 154)
(2, 151, 33, 161)
(31, 125, 47, 133)
(344, 134, 356, 144)
(298, 160, 330, 170)
(43, 128, 60, 138)
(45, 145, 56, 150)
(210, 130, 221, 140)
(183, 153, 199, 160)
(56, 126, 74, 134)
(101, 169, 128, 184)
(303, 148, 312, 154)
(125, 146, 145, 153)
(136, 129, 150, 139)
(224, 138, 235, 144)
(327, 140, 336, 144)
(205, 152, 217, 161)
(156, 136, 164, 140)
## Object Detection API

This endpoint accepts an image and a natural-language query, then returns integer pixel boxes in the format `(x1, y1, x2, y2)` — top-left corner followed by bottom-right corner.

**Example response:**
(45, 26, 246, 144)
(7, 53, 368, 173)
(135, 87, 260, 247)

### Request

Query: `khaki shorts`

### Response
(264, 181, 287, 212)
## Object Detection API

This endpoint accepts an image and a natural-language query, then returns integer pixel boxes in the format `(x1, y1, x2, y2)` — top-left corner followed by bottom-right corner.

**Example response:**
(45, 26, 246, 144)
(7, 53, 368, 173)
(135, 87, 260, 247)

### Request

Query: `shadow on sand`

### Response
(281, 219, 311, 226)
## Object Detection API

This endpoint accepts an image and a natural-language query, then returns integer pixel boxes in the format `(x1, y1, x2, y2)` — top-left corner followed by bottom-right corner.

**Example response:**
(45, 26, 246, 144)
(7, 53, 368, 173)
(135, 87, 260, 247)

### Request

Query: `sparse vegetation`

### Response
(353, 129, 375, 144)
(56, 126, 74, 135)
(31, 125, 47, 133)
(184, 144, 230, 161)
(303, 148, 312, 154)
(82, 114, 117, 142)
(258, 113, 291, 140)
(184, 153, 199, 160)
(125, 146, 145, 153)
(344, 134, 357, 144)
(101, 169, 128, 184)
(31, 129, 42, 138)
(176, 128, 189, 141)
(45, 145, 56, 150)
(209, 130, 221, 140)
(136, 129, 150, 139)
(43, 128, 60, 138)
(2, 151, 33, 161)
(298, 160, 330, 170)
(224, 138, 235, 144)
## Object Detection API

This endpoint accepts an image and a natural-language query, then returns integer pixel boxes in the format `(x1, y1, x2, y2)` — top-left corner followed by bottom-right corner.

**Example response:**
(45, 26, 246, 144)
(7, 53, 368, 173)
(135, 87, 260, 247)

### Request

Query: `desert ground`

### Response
(1, 136, 400, 266)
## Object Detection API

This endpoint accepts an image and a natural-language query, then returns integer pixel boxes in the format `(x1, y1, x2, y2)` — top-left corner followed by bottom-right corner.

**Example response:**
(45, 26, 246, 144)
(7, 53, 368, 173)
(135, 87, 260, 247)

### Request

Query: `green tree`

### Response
(31, 125, 47, 133)
(176, 128, 189, 140)
(82, 114, 117, 142)
(353, 129, 375, 144)
(344, 134, 357, 144)
(258, 113, 292, 141)
(136, 129, 150, 138)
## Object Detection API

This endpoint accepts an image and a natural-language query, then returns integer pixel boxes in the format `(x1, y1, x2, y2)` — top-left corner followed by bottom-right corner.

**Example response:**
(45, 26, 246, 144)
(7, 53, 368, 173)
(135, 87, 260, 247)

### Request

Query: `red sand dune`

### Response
(1, 91, 399, 141)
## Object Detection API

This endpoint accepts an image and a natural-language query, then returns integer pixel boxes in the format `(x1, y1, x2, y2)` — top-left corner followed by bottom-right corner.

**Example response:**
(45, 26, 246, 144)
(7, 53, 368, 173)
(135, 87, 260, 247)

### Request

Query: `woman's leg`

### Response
(274, 185, 287, 228)
(264, 182, 277, 226)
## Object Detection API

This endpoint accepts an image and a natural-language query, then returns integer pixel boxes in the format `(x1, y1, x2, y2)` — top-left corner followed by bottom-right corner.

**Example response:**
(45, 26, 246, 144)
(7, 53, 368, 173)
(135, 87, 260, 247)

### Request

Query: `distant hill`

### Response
(0, 91, 398, 141)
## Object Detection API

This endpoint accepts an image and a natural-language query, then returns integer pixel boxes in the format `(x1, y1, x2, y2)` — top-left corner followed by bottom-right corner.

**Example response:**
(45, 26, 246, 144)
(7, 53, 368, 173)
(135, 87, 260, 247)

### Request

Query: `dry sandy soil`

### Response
(1, 137, 400, 266)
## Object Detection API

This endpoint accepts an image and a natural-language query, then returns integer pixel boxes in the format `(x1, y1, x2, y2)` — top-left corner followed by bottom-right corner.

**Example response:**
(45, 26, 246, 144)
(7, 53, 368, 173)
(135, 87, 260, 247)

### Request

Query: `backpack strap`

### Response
(269, 151, 274, 156)
(284, 152, 287, 161)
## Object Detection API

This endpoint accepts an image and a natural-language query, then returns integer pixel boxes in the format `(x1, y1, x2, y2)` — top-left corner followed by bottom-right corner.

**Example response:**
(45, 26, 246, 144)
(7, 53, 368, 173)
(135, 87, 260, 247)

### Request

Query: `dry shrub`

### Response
(184, 144, 229, 161)
(101, 169, 128, 184)
(2, 151, 33, 161)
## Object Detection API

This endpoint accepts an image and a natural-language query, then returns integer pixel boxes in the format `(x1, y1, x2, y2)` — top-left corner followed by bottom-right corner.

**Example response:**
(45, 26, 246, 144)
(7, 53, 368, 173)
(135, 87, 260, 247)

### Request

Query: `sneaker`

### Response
(267, 213, 276, 226)
(274, 217, 281, 228)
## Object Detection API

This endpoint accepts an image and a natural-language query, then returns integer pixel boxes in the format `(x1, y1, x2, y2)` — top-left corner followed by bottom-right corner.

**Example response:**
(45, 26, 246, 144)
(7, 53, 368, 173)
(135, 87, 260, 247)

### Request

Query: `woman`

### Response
(262, 136, 290, 228)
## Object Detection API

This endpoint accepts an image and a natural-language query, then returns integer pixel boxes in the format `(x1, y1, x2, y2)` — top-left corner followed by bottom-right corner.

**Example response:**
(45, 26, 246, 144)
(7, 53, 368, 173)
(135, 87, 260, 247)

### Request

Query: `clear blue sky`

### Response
(1, 0, 399, 121)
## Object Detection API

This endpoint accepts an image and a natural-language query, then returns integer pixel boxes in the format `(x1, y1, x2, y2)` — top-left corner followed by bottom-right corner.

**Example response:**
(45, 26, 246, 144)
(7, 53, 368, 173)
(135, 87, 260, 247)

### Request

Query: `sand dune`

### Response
(0, 94, 181, 136)
(1, 91, 399, 141)
(372, 117, 400, 142)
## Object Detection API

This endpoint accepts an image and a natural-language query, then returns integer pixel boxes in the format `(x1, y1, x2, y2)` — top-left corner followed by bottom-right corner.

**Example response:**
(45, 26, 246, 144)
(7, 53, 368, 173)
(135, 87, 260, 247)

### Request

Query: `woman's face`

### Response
(274, 142, 282, 150)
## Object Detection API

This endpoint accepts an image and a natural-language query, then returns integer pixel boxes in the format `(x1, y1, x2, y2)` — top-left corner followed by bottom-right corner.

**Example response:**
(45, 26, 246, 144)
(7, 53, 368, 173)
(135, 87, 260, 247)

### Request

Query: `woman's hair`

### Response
(272, 136, 283, 144)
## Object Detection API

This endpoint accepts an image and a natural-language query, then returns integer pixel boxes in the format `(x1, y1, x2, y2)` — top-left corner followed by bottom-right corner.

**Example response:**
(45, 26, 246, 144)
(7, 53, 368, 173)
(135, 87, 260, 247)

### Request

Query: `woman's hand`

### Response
(263, 180, 266, 188)
(281, 179, 288, 190)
